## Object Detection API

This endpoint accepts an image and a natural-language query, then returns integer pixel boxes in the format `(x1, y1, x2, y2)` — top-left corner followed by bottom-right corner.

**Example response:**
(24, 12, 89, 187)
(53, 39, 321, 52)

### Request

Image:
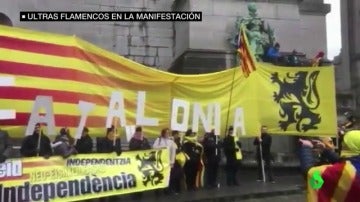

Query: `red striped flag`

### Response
(307, 156, 360, 202)
(237, 26, 256, 78)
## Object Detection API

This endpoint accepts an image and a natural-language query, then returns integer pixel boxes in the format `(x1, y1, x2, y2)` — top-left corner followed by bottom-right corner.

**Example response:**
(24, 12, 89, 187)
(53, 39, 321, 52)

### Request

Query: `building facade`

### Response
(0, 0, 330, 163)
(337, 0, 360, 116)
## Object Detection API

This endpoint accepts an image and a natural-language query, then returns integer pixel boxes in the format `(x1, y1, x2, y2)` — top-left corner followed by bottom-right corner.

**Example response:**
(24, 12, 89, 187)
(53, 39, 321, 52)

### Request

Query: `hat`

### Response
(344, 130, 360, 153)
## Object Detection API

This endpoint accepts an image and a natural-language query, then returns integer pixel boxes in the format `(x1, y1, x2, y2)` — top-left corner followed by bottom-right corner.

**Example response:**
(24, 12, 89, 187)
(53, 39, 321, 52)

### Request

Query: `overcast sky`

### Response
(324, 0, 341, 59)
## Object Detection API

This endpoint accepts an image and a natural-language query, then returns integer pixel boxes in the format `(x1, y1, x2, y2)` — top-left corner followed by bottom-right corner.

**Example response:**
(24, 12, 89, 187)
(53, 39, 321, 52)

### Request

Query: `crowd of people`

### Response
(297, 112, 359, 187)
(263, 42, 326, 67)
(0, 123, 277, 201)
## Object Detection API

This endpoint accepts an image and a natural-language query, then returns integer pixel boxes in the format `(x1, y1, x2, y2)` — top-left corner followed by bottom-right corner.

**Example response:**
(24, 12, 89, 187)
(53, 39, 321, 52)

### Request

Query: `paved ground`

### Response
(105, 167, 305, 202)
(239, 193, 306, 202)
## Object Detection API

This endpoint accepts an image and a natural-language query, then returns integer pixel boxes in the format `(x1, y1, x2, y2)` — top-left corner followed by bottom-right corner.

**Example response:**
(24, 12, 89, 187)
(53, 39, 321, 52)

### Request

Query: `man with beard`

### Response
(203, 128, 221, 189)
(20, 123, 53, 158)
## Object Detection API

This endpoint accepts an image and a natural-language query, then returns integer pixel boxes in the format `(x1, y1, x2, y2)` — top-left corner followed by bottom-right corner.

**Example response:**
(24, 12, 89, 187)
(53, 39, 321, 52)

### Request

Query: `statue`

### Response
(229, 3, 276, 62)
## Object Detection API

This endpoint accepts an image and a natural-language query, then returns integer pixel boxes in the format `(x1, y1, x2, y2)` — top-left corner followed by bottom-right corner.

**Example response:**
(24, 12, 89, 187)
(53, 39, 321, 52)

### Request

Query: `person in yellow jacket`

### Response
(223, 126, 242, 186)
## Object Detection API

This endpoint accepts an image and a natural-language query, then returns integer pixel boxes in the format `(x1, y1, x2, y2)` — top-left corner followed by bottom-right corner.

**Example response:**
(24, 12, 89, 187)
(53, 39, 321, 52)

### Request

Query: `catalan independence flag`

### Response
(307, 156, 360, 202)
(237, 25, 256, 78)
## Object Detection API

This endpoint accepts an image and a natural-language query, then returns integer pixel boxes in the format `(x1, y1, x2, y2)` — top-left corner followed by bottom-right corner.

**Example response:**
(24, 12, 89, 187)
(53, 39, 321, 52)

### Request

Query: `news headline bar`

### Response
(20, 11, 202, 22)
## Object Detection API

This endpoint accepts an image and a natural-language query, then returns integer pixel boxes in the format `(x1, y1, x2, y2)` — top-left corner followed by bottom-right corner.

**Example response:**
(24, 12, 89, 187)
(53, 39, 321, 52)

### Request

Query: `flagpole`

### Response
(224, 67, 237, 135)
(259, 139, 266, 182)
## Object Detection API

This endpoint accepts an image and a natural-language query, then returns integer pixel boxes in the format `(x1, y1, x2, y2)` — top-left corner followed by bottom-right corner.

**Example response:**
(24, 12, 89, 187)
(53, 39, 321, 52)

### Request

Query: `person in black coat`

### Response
(129, 126, 151, 151)
(96, 126, 122, 202)
(169, 130, 184, 194)
(203, 129, 221, 189)
(223, 126, 241, 186)
(96, 126, 122, 155)
(75, 127, 93, 154)
(0, 129, 11, 163)
(254, 126, 274, 183)
(20, 123, 53, 158)
(128, 126, 150, 201)
(182, 129, 203, 191)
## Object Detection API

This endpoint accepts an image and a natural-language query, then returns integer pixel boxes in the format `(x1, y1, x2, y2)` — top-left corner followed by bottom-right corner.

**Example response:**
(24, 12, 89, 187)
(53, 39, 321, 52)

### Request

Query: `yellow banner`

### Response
(0, 149, 170, 201)
(0, 25, 337, 137)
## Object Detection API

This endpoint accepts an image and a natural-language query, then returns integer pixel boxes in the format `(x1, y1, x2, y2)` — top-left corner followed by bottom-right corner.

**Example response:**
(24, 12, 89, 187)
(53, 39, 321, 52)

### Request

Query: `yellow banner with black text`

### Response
(0, 148, 170, 202)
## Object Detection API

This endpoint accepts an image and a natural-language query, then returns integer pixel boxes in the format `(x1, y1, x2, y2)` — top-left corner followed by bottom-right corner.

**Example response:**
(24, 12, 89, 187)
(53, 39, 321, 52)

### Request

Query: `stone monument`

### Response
(229, 3, 275, 62)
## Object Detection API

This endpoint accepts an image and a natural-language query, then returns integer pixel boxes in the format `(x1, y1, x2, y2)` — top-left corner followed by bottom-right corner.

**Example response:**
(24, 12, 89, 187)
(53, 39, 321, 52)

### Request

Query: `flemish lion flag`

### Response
(237, 25, 256, 78)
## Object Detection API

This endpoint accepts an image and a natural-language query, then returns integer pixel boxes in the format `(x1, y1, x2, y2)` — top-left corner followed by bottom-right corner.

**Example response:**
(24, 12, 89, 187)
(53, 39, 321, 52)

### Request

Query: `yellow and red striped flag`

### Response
(307, 157, 360, 202)
(237, 25, 257, 78)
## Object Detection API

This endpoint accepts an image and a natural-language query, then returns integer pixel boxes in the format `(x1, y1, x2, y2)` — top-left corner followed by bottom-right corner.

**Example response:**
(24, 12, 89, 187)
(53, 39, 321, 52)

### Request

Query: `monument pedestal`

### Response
(169, 49, 237, 74)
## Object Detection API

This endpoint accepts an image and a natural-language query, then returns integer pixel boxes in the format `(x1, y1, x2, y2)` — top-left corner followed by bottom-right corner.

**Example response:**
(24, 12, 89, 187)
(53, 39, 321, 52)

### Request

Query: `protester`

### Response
(96, 126, 122, 202)
(52, 127, 77, 159)
(129, 126, 151, 151)
(339, 112, 357, 157)
(0, 14, 13, 163)
(129, 126, 150, 200)
(182, 129, 204, 191)
(0, 13, 12, 26)
(152, 128, 177, 195)
(223, 126, 242, 186)
(312, 51, 325, 67)
(254, 126, 274, 183)
(75, 127, 93, 154)
(298, 137, 319, 183)
(170, 130, 185, 194)
(0, 129, 11, 163)
(96, 126, 122, 155)
(203, 128, 221, 189)
(265, 43, 281, 64)
(20, 123, 53, 158)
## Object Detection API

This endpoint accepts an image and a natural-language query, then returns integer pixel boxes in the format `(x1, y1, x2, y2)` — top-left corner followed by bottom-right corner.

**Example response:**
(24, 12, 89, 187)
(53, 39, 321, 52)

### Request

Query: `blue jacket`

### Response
(298, 145, 315, 173)
(266, 47, 279, 59)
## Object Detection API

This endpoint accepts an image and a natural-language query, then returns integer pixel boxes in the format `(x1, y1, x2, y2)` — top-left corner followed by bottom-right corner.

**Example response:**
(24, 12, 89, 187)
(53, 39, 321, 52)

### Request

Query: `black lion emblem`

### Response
(135, 150, 164, 187)
(271, 71, 321, 132)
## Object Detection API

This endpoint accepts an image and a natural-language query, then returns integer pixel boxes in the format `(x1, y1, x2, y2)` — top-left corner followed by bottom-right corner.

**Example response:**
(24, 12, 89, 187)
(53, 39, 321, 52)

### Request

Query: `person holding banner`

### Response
(96, 126, 122, 202)
(223, 126, 242, 186)
(96, 125, 122, 155)
(52, 127, 77, 159)
(171, 130, 185, 194)
(203, 128, 221, 189)
(75, 127, 93, 154)
(129, 126, 151, 201)
(153, 128, 177, 195)
(20, 123, 53, 158)
(254, 126, 274, 183)
(129, 126, 151, 151)
(0, 129, 11, 163)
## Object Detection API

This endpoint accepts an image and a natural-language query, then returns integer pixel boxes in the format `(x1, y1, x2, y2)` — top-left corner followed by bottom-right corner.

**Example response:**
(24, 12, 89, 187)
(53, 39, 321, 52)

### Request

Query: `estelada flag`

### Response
(307, 156, 360, 202)
(237, 25, 256, 78)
